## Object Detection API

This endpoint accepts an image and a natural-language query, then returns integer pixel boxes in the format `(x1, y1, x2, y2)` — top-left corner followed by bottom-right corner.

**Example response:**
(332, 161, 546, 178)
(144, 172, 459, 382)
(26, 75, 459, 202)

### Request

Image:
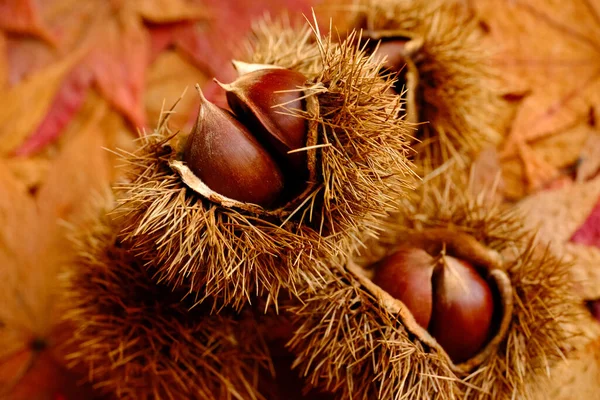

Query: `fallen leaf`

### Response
(14, 66, 93, 156)
(468, 146, 505, 203)
(0, 0, 54, 43)
(0, 47, 84, 156)
(0, 33, 6, 89)
(133, 0, 211, 23)
(2, 0, 210, 154)
(5, 156, 51, 194)
(85, 10, 148, 129)
(145, 50, 208, 130)
(571, 197, 600, 247)
(474, 0, 600, 195)
(0, 94, 111, 399)
(5, 35, 57, 86)
(517, 141, 560, 192)
(516, 177, 600, 298)
(577, 131, 600, 181)
(535, 334, 600, 400)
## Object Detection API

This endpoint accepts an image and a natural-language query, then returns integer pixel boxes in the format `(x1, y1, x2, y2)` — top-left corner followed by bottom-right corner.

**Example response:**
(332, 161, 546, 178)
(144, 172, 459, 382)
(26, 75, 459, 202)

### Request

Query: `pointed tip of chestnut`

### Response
(220, 68, 309, 176)
(183, 89, 285, 207)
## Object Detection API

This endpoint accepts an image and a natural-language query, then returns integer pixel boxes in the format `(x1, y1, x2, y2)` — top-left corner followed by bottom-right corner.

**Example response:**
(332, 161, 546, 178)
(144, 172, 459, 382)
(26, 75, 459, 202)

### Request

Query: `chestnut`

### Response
(429, 255, 495, 364)
(183, 88, 285, 207)
(218, 68, 309, 175)
(372, 248, 495, 363)
(372, 248, 435, 328)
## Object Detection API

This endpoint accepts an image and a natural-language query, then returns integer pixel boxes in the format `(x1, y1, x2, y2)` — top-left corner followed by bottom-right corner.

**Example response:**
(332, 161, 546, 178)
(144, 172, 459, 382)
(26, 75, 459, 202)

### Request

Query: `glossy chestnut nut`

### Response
(373, 249, 495, 364)
(183, 89, 285, 207)
(372, 248, 435, 328)
(429, 255, 495, 363)
(218, 68, 309, 175)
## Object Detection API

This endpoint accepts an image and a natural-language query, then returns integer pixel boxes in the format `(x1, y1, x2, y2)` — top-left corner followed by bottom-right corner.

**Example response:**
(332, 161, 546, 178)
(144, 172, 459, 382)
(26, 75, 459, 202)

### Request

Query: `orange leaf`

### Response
(87, 12, 149, 128)
(0, 33, 6, 89)
(577, 131, 600, 182)
(145, 50, 208, 129)
(134, 0, 211, 23)
(571, 197, 600, 247)
(0, 0, 54, 44)
(476, 0, 600, 193)
(34, 94, 111, 235)
(5, 35, 57, 86)
(516, 177, 600, 298)
(15, 66, 93, 156)
(0, 47, 84, 155)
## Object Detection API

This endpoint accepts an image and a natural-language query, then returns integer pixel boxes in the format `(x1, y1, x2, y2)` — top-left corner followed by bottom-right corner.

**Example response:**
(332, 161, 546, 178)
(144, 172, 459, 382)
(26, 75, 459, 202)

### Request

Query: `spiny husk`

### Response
(61, 213, 271, 400)
(113, 21, 415, 309)
(353, 0, 508, 167)
(286, 171, 581, 400)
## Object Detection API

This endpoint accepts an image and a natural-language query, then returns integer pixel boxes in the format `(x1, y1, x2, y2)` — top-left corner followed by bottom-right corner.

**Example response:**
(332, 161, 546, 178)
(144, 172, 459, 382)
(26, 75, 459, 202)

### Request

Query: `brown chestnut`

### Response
(218, 68, 309, 174)
(372, 248, 435, 328)
(183, 88, 285, 207)
(429, 255, 495, 363)
(372, 249, 495, 364)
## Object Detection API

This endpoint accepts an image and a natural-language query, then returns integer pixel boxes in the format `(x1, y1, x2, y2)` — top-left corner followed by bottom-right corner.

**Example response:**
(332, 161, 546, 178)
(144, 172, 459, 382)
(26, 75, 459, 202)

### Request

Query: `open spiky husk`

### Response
(113, 19, 416, 309)
(352, 0, 509, 167)
(61, 212, 271, 400)
(286, 170, 581, 400)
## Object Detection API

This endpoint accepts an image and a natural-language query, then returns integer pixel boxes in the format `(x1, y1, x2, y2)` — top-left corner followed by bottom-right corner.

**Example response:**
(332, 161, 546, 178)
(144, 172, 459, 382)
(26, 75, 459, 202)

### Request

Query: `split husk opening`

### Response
(348, 228, 514, 374)
(285, 171, 582, 399)
(111, 20, 416, 310)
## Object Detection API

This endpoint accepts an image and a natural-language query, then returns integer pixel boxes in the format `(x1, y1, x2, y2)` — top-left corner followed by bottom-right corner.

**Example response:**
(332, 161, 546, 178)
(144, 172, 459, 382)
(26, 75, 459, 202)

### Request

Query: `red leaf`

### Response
(87, 14, 148, 129)
(0, 0, 54, 43)
(14, 66, 93, 156)
(571, 196, 600, 247)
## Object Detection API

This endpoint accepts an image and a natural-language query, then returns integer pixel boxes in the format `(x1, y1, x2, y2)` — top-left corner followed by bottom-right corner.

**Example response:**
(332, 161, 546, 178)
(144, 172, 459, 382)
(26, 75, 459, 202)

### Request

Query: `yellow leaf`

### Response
(145, 50, 209, 130)
(0, 48, 85, 155)
(0, 33, 7, 90)
(134, 0, 211, 23)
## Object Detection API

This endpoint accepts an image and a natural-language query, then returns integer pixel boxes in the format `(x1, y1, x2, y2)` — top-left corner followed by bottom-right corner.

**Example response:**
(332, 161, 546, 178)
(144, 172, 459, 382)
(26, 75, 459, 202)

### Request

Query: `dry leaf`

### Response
(468, 146, 505, 203)
(14, 67, 93, 156)
(2, 0, 209, 155)
(0, 92, 111, 399)
(85, 10, 148, 129)
(571, 197, 600, 247)
(134, 0, 211, 23)
(5, 35, 58, 86)
(535, 334, 600, 400)
(145, 50, 208, 129)
(0, 48, 83, 155)
(0, 33, 7, 89)
(0, 0, 54, 43)
(577, 131, 600, 181)
(516, 177, 600, 298)
(474, 0, 600, 195)
(5, 156, 51, 194)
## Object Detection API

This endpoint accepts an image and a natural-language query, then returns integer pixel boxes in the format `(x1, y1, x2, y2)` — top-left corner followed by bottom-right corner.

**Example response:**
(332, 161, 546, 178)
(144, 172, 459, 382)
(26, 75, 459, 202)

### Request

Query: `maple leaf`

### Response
(571, 197, 600, 247)
(0, 0, 210, 157)
(474, 0, 600, 195)
(0, 95, 111, 399)
(516, 177, 600, 299)
(2, 0, 320, 157)
(0, 48, 84, 156)
(0, 0, 55, 44)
